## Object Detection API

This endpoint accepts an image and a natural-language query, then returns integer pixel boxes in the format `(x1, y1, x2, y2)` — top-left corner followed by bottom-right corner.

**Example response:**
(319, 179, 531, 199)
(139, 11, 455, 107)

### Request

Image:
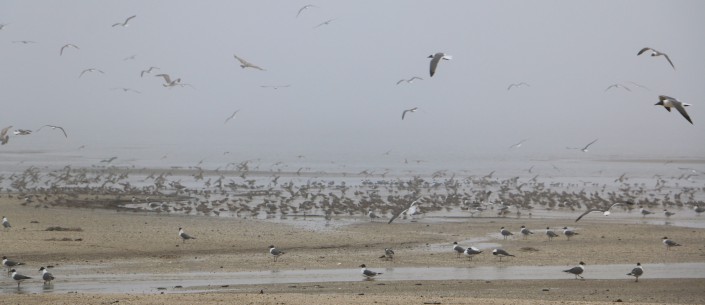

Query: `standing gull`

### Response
(563, 261, 585, 280)
(112, 15, 136, 27)
(519, 225, 534, 239)
(640, 207, 654, 218)
(367, 210, 380, 221)
(500, 227, 513, 240)
(492, 248, 514, 261)
(663, 209, 675, 218)
(10, 269, 31, 288)
(3, 256, 24, 273)
(464, 247, 483, 260)
(379, 248, 395, 261)
(428, 52, 452, 77)
(662, 237, 681, 251)
(546, 227, 559, 241)
(37, 125, 68, 138)
(626, 263, 643, 282)
(656, 95, 693, 125)
(359, 264, 382, 279)
(563, 227, 578, 240)
(637, 47, 675, 70)
(59, 43, 79, 55)
(233, 54, 265, 70)
(401, 107, 418, 120)
(2, 216, 11, 229)
(452, 242, 465, 258)
(39, 267, 55, 284)
(269, 245, 285, 262)
(178, 227, 196, 243)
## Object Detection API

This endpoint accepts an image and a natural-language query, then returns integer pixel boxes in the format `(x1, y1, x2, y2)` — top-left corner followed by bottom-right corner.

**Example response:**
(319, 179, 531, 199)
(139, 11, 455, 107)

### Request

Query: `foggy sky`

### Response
(1, 0, 704, 163)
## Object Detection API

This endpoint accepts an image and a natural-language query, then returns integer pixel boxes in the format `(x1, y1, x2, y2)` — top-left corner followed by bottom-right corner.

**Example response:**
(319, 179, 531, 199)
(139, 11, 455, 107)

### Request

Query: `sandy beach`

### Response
(1, 194, 704, 304)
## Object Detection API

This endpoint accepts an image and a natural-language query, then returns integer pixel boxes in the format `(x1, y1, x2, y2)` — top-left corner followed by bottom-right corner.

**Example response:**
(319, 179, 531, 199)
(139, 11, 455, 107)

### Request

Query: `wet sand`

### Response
(1, 196, 704, 304)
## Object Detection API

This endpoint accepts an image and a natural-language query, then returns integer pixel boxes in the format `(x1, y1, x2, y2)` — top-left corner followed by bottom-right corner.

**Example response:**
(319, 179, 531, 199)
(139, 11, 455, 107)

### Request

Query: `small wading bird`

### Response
(637, 47, 675, 70)
(656, 95, 693, 125)
(428, 52, 452, 77)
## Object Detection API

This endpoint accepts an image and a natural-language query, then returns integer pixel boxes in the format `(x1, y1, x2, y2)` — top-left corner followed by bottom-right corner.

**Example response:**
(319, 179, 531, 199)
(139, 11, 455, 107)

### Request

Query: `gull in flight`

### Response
(0, 23, 8, 30)
(79, 68, 105, 78)
(509, 139, 528, 149)
(359, 264, 382, 279)
(297, 4, 317, 17)
(260, 85, 290, 89)
(224, 109, 240, 124)
(234, 54, 265, 70)
(37, 125, 68, 137)
(140, 66, 159, 77)
(178, 227, 196, 243)
(626, 263, 643, 282)
(575, 202, 630, 222)
(656, 95, 693, 125)
(567, 139, 598, 152)
(12, 40, 37, 44)
(111, 87, 141, 94)
(428, 52, 452, 77)
(313, 18, 336, 29)
(401, 107, 418, 120)
(123, 54, 137, 61)
(605, 83, 631, 92)
(637, 47, 675, 70)
(396, 76, 423, 85)
(388, 197, 422, 224)
(269, 245, 286, 262)
(13, 129, 32, 136)
(155, 74, 182, 87)
(563, 261, 585, 280)
(39, 267, 55, 285)
(507, 82, 530, 91)
(60, 43, 79, 55)
(1, 126, 11, 145)
(112, 15, 136, 27)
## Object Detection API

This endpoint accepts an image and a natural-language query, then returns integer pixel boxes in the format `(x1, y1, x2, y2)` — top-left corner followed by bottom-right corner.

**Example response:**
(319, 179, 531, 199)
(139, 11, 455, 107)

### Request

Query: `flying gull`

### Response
(509, 139, 528, 149)
(396, 76, 423, 85)
(39, 266, 55, 284)
(297, 4, 317, 17)
(140, 66, 159, 77)
(507, 82, 530, 90)
(662, 237, 681, 250)
(36, 125, 68, 137)
(269, 245, 285, 262)
(10, 269, 31, 288)
(111, 87, 141, 94)
(1, 125, 11, 145)
(605, 83, 631, 92)
(359, 264, 382, 279)
(13, 129, 32, 136)
(59, 43, 79, 56)
(178, 227, 196, 243)
(626, 263, 643, 282)
(428, 52, 452, 77)
(563, 261, 585, 279)
(12, 40, 37, 44)
(112, 15, 136, 27)
(123, 54, 137, 61)
(224, 109, 240, 124)
(452, 241, 465, 257)
(79, 68, 105, 78)
(313, 18, 336, 29)
(575, 202, 628, 222)
(260, 85, 290, 89)
(637, 47, 675, 70)
(656, 95, 693, 125)
(155, 74, 182, 87)
(401, 107, 418, 120)
(388, 197, 422, 224)
(567, 139, 598, 152)
(233, 54, 265, 70)
(492, 248, 514, 261)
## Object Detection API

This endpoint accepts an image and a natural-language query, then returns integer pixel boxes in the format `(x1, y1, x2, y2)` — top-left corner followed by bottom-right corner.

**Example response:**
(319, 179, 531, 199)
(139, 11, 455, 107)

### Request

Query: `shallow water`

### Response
(3, 263, 702, 295)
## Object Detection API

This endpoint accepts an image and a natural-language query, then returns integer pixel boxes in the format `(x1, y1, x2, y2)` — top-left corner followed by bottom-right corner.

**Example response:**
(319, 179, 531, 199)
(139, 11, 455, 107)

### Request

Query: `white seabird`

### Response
(637, 47, 675, 70)
(500, 227, 513, 240)
(13, 129, 32, 136)
(269, 245, 285, 262)
(452, 241, 465, 258)
(359, 264, 382, 279)
(563, 227, 578, 240)
(401, 107, 418, 120)
(626, 263, 643, 282)
(2, 216, 11, 229)
(575, 202, 628, 222)
(10, 269, 31, 288)
(656, 95, 693, 125)
(3, 256, 24, 271)
(37, 125, 68, 138)
(379, 248, 395, 261)
(463, 246, 483, 260)
(140, 66, 159, 77)
(234, 54, 266, 70)
(519, 225, 534, 239)
(155, 74, 182, 87)
(492, 248, 514, 261)
(428, 52, 452, 77)
(507, 82, 530, 90)
(59, 43, 79, 56)
(662, 237, 681, 251)
(388, 197, 422, 224)
(396, 76, 423, 85)
(509, 139, 528, 149)
(39, 267, 55, 284)
(296, 4, 317, 17)
(545, 227, 559, 241)
(567, 139, 598, 152)
(112, 15, 136, 27)
(563, 261, 585, 280)
(178, 227, 196, 243)
(313, 18, 336, 29)
(79, 68, 105, 78)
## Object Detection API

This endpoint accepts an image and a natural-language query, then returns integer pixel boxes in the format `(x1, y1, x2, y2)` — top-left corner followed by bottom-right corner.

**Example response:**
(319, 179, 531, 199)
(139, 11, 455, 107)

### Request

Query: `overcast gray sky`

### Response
(1, 0, 704, 162)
